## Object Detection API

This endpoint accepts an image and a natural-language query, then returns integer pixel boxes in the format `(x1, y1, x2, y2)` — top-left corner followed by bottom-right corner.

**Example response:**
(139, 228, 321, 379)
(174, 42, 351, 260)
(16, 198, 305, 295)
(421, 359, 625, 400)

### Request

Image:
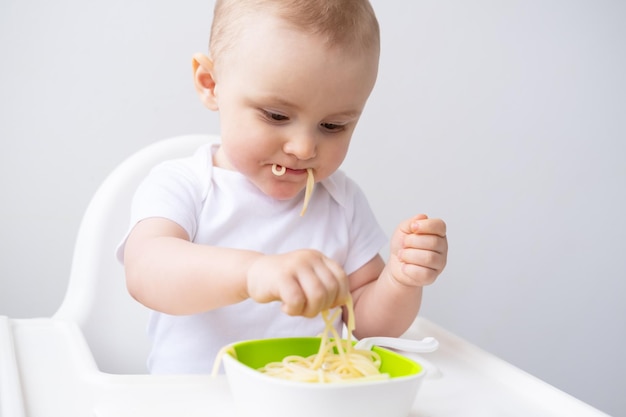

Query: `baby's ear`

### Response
(192, 53, 218, 110)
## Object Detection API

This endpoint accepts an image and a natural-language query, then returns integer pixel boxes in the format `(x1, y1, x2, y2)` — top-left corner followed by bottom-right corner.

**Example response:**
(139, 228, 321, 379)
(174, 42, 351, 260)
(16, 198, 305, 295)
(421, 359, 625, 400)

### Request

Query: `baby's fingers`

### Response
(296, 258, 348, 317)
(399, 262, 441, 286)
(403, 233, 448, 254)
(410, 217, 447, 238)
(398, 246, 447, 273)
(278, 279, 308, 316)
(277, 254, 348, 318)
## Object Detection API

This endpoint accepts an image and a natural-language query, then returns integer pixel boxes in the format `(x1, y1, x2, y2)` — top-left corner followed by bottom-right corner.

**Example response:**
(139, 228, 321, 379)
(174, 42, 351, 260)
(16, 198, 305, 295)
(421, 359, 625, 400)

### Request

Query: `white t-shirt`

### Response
(117, 143, 387, 374)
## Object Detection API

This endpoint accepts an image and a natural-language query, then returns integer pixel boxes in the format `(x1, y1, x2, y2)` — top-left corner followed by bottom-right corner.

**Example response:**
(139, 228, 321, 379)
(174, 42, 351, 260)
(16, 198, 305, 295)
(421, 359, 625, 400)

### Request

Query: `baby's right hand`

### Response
(246, 250, 349, 318)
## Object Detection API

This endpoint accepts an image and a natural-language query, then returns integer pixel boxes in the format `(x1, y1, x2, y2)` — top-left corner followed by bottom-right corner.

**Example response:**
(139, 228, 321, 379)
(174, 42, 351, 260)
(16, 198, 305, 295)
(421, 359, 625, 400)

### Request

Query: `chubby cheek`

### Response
(316, 144, 350, 180)
(221, 142, 259, 175)
(218, 125, 266, 173)
(219, 138, 298, 199)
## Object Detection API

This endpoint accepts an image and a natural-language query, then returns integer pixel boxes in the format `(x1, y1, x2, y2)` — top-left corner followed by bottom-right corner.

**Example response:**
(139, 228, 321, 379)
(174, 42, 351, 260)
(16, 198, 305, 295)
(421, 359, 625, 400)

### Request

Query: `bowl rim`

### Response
(222, 336, 426, 387)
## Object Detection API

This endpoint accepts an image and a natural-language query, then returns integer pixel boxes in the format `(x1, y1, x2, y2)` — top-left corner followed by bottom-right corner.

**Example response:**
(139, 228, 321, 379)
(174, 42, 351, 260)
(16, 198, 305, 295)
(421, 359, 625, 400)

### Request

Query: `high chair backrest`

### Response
(54, 134, 216, 374)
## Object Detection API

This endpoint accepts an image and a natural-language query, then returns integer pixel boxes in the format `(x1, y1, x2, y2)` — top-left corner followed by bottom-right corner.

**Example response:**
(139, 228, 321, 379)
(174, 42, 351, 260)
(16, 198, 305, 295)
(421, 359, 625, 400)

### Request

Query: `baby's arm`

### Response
(349, 214, 448, 339)
(124, 217, 349, 316)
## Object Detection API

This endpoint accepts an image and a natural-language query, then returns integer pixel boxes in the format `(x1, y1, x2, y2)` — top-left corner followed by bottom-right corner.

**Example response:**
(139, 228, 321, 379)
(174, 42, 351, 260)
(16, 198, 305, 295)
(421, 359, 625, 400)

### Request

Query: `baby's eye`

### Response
(262, 110, 289, 122)
(320, 122, 345, 132)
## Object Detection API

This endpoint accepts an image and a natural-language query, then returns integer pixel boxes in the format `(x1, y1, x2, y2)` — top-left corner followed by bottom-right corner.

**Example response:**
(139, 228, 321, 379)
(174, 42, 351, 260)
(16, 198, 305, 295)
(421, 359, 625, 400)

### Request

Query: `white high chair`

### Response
(53, 134, 216, 374)
(1, 134, 611, 417)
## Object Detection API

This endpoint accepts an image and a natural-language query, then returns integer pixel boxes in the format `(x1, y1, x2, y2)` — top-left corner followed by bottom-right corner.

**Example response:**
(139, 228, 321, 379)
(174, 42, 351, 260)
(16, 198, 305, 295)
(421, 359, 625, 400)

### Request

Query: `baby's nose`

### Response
(283, 134, 317, 160)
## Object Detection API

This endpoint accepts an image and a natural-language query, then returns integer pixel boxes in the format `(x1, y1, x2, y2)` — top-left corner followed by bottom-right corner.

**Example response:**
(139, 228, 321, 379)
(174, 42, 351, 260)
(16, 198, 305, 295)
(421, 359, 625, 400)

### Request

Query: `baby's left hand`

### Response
(389, 214, 448, 287)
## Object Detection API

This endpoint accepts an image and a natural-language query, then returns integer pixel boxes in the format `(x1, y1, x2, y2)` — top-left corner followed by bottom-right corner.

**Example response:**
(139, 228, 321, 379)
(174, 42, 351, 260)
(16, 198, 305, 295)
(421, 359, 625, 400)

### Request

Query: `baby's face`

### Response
(210, 13, 379, 201)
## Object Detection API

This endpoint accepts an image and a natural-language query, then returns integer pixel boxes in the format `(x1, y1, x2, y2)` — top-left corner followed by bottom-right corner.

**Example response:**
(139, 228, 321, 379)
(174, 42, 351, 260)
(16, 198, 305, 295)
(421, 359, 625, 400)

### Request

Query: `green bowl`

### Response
(230, 336, 423, 378)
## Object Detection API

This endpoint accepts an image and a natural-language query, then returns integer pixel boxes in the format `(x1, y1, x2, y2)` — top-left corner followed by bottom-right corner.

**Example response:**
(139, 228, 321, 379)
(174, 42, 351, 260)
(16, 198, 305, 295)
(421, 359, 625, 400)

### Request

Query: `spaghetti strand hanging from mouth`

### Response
(300, 168, 314, 216)
(271, 164, 314, 216)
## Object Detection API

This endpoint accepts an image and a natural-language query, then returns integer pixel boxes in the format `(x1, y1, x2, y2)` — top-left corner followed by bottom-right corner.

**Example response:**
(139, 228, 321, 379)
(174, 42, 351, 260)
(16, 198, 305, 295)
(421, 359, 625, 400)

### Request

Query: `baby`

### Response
(118, 0, 448, 374)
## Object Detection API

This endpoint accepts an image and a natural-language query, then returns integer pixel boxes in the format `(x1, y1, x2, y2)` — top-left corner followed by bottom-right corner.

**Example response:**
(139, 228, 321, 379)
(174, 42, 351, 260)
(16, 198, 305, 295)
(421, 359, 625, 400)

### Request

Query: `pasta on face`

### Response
(271, 163, 287, 176)
(270, 164, 315, 217)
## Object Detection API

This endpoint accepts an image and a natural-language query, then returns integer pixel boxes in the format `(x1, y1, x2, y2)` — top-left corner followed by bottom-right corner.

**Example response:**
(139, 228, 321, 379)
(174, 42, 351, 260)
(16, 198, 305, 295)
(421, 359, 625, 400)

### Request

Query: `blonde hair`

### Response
(209, 0, 380, 61)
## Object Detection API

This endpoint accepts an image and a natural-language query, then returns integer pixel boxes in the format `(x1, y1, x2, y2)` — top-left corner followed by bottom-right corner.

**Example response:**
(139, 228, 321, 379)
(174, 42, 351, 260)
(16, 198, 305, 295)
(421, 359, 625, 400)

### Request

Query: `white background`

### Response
(1, 1, 624, 415)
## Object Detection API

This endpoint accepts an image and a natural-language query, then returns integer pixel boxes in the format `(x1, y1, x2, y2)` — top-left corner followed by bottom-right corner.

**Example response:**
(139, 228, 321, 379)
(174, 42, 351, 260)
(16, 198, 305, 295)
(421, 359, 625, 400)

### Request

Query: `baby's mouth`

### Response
(270, 163, 315, 216)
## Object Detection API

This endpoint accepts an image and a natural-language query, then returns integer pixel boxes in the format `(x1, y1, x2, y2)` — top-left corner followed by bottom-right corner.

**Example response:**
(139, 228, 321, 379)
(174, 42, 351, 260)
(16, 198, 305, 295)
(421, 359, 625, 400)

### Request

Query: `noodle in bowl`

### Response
(222, 337, 426, 417)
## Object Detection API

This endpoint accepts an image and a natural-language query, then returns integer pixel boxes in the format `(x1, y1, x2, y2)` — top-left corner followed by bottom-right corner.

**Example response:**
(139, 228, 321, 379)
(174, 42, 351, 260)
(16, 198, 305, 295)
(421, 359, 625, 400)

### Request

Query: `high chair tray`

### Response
(0, 316, 608, 417)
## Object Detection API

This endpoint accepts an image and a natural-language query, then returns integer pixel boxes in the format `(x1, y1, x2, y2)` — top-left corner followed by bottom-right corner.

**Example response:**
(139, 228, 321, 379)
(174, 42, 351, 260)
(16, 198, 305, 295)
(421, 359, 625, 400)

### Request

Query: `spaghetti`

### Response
(270, 164, 315, 217)
(299, 168, 314, 216)
(257, 297, 388, 383)
(271, 164, 286, 176)
(212, 296, 386, 382)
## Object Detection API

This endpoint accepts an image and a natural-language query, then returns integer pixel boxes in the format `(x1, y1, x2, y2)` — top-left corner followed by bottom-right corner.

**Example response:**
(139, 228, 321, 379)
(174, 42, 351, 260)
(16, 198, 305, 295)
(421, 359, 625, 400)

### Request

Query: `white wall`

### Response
(1, 1, 624, 415)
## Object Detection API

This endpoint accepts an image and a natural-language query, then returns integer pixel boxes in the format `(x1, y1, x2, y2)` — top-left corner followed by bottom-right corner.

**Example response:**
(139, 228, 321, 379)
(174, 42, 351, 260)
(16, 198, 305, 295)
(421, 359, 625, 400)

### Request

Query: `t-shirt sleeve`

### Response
(115, 149, 211, 263)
